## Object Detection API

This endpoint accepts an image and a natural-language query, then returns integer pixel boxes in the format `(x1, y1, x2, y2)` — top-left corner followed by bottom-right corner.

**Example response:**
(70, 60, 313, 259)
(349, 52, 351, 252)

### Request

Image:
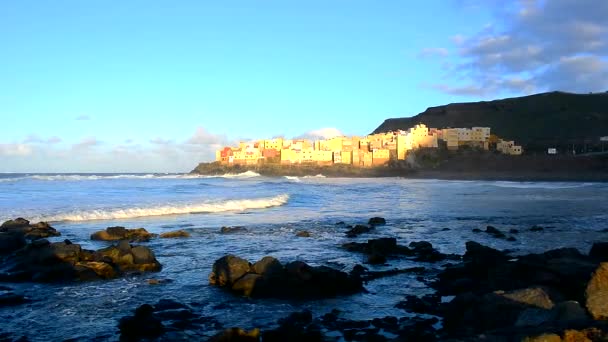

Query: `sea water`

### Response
(0, 173, 607, 340)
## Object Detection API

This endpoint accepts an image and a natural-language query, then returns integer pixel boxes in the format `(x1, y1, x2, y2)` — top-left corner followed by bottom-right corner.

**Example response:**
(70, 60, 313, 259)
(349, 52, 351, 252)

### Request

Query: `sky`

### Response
(1, 0, 607, 172)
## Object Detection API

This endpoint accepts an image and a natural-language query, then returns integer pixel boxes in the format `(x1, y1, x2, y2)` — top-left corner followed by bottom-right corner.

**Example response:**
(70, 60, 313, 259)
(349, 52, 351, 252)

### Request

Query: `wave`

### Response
(216, 171, 261, 179)
(489, 181, 594, 189)
(33, 194, 289, 222)
(284, 176, 301, 182)
(303, 174, 326, 178)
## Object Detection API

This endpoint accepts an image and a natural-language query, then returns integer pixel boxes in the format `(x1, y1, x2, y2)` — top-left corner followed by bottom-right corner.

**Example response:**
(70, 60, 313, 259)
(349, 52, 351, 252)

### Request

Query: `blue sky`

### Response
(1, 0, 607, 172)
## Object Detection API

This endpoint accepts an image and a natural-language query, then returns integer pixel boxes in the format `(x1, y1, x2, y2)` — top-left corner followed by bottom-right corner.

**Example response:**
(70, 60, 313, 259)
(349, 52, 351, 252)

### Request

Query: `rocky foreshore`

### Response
(4, 216, 608, 341)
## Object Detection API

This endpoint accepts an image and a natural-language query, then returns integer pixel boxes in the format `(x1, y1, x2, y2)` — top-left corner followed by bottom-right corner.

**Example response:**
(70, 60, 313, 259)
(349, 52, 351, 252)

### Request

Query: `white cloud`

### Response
(24, 135, 62, 144)
(0, 144, 33, 157)
(72, 137, 100, 150)
(186, 126, 230, 146)
(434, 0, 608, 96)
(297, 128, 344, 140)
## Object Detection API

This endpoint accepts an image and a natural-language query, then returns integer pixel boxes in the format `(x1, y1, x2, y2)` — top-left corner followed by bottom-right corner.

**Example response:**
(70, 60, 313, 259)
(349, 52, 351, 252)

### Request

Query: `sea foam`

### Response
(33, 194, 289, 222)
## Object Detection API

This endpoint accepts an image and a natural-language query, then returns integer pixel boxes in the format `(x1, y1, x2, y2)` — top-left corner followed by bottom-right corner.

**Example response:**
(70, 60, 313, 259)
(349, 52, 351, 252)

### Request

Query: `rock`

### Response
(472, 228, 482, 233)
(295, 230, 311, 237)
(553, 300, 588, 322)
(90, 226, 155, 242)
(118, 304, 164, 340)
(530, 225, 545, 232)
(585, 262, 608, 320)
(507, 236, 517, 241)
(263, 310, 322, 342)
(251, 256, 283, 277)
(210, 255, 362, 298)
(209, 255, 251, 287)
(346, 225, 372, 237)
(498, 287, 555, 309)
(485, 225, 506, 238)
(0, 218, 60, 240)
(522, 333, 562, 342)
(159, 230, 190, 238)
(367, 253, 386, 264)
(74, 261, 118, 280)
(441, 228, 451, 231)
(95, 243, 161, 273)
(395, 294, 440, 315)
(510, 229, 520, 234)
(0, 289, 27, 307)
(0, 232, 26, 255)
(209, 328, 260, 342)
(368, 217, 386, 226)
(220, 226, 248, 234)
(589, 242, 608, 261)
(463, 241, 509, 266)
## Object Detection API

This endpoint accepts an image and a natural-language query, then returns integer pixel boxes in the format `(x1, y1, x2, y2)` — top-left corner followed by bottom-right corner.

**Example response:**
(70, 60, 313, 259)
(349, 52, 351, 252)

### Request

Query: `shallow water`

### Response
(1, 173, 607, 340)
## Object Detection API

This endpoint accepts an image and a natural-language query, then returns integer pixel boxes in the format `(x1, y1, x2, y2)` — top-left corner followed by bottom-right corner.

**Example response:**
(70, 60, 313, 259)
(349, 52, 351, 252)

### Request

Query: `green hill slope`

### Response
(373, 91, 608, 152)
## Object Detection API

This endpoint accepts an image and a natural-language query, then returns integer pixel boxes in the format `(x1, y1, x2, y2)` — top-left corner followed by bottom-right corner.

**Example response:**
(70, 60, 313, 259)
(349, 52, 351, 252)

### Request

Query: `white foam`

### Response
(303, 174, 326, 178)
(33, 194, 289, 222)
(218, 171, 261, 179)
(489, 181, 594, 189)
(284, 176, 301, 182)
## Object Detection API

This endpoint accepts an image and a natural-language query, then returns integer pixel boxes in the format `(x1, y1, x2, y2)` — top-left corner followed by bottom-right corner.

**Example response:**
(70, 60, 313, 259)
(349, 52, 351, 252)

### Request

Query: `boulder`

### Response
(95, 243, 161, 273)
(0, 218, 60, 240)
(210, 255, 363, 298)
(210, 328, 260, 342)
(345, 225, 372, 237)
(0, 232, 26, 255)
(295, 230, 311, 237)
(368, 217, 386, 226)
(220, 226, 248, 234)
(485, 225, 506, 238)
(589, 242, 608, 261)
(585, 262, 608, 320)
(209, 255, 251, 287)
(118, 304, 164, 340)
(0, 288, 27, 307)
(90, 226, 156, 242)
(159, 230, 190, 238)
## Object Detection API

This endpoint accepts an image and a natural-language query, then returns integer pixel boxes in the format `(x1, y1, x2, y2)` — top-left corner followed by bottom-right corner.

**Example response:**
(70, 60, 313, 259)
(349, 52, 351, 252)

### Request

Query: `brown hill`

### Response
(373, 91, 608, 153)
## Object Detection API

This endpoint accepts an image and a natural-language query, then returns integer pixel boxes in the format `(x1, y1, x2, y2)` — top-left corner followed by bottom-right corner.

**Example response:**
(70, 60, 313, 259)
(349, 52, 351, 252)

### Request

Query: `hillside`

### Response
(373, 91, 608, 152)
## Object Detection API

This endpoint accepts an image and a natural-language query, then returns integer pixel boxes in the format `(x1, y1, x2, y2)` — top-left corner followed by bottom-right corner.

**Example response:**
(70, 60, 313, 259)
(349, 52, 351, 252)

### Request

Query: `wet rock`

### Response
(368, 217, 386, 226)
(344, 238, 457, 264)
(530, 225, 545, 232)
(485, 225, 506, 238)
(118, 304, 164, 340)
(0, 218, 60, 240)
(90, 226, 156, 242)
(441, 228, 451, 231)
(395, 294, 441, 315)
(95, 243, 161, 273)
(589, 242, 608, 261)
(210, 328, 260, 342)
(209, 255, 251, 287)
(346, 225, 372, 237)
(0, 232, 26, 255)
(220, 226, 248, 234)
(159, 230, 190, 238)
(472, 228, 482, 233)
(367, 253, 386, 265)
(263, 310, 322, 342)
(209, 255, 362, 298)
(585, 262, 608, 320)
(295, 230, 311, 238)
(510, 229, 520, 234)
(0, 289, 28, 307)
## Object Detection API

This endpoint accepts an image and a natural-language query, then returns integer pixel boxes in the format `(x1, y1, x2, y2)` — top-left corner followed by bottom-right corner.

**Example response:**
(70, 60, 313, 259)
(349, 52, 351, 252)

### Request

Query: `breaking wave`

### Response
(284, 176, 301, 182)
(216, 171, 261, 179)
(489, 181, 594, 189)
(303, 174, 326, 178)
(34, 194, 289, 222)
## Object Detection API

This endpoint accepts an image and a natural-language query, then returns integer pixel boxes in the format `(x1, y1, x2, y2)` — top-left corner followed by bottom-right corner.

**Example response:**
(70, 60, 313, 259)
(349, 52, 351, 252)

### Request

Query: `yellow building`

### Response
(263, 138, 283, 151)
(340, 151, 352, 164)
(372, 149, 390, 166)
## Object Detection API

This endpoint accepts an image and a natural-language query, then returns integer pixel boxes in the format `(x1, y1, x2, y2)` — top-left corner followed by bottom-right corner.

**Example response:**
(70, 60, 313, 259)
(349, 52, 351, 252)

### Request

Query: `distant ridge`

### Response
(373, 91, 608, 151)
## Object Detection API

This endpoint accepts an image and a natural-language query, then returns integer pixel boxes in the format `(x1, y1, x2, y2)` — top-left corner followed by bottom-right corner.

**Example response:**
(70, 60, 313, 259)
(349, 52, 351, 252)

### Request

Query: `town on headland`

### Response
(192, 92, 608, 181)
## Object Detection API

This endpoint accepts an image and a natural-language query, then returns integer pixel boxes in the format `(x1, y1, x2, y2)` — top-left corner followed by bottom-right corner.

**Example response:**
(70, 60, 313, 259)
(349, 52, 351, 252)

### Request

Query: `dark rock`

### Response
(395, 294, 440, 315)
(472, 228, 482, 233)
(441, 228, 451, 231)
(346, 225, 372, 237)
(507, 236, 517, 241)
(589, 242, 608, 260)
(295, 230, 311, 237)
(485, 225, 506, 238)
(0, 232, 26, 255)
(90, 226, 156, 242)
(220, 226, 248, 234)
(159, 230, 190, 238)
(367, 253, 386, 264)
(263, 310, 322, 342)
(95, 244, 161, 273)
(209, 255, 251, 287)
(530, 225, 544, 232)
(509, 229, 520, 234)
(118, 304, 164, 340)
(585, 262, 608, 320)
(368, 217, 386, 226)
(335, 221, 345, 226)
(463, 241, 509, 266)
(210, 255, 362, 298)
(0, 290, 27, 307)
(0, 218, 60, 240)
(210, 328, 260, 342)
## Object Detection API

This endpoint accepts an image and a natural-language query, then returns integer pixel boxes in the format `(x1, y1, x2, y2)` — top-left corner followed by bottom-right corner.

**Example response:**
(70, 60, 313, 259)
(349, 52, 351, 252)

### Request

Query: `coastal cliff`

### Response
(373, 91, 608, 152)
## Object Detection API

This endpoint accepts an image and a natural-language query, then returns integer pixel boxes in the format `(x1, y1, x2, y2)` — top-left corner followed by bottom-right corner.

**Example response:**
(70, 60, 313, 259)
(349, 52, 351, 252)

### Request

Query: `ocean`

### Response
(1, 172, 607, 340)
